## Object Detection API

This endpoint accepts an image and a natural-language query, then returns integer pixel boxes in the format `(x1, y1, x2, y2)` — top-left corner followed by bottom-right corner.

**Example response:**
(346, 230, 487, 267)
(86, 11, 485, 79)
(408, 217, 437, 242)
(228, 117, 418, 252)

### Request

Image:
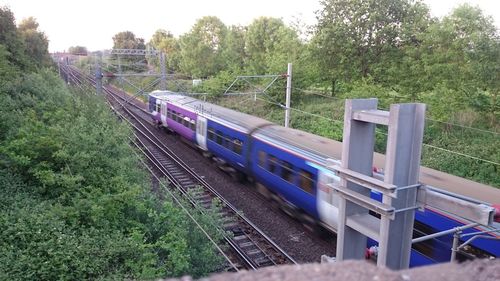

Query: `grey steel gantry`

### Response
(332, 99, 425, 270)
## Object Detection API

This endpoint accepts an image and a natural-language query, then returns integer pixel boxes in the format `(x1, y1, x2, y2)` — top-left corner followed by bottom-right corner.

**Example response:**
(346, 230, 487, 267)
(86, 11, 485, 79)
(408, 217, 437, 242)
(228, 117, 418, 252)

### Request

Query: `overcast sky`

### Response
(2, 0, 499, 52)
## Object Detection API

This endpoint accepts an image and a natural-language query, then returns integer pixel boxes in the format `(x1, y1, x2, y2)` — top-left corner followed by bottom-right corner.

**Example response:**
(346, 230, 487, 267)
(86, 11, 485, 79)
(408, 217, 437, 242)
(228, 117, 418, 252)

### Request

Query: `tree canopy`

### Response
(68, 45, 88, 55)
(140, 3, 498, 185)
(112, 31, 147, 72)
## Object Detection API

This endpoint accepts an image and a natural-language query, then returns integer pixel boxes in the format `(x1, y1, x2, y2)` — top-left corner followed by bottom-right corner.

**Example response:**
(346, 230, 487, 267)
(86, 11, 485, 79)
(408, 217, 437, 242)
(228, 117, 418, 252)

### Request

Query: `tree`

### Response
(179, 16, 227, 78)
(112, 31, 146, 50)
(68, 46, 88, 55)
(441, 4, 499, 116)
(0, 69, 225, 279)
(311, 0, 431, 95)
(245, 17, 297, 74)
(243, 17, 306, 102)
(148, 29, 180, 71)
(112, 31, 146, 72)
(18, 17, 51, 67)
(0, 6, 29, 70)
(220, 25, 246, 73)
(402, 4, 499, 118)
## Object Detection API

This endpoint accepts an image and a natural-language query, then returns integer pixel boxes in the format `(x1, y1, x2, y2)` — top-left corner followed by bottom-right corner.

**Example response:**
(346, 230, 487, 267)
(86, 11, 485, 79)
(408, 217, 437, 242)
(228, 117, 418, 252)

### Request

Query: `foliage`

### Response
(68, 45, 88, 55)
(112, 31, 147, 72)
(193, 70, 235, 96)
(17, 17, 51, 68)
(220, 25, 246, 73)
(0, 10, 225, 279)
(312, 0, 432, 94)
(179, 16, 228, 78)
(0, 6, 30, 70)
(0, 70, 225, 279)
(147, 29, 181, 71)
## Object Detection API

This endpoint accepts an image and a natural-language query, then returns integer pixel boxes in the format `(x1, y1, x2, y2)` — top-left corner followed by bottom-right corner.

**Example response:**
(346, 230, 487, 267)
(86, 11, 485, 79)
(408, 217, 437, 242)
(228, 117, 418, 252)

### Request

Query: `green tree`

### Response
(18, 17, 51, 67)
(0, 69, 225, 279)
(438, 5, 499, 116)
(148, 29, 181, 71)
(311, 0, 431, 95)
(402, 4, 500, 120)
(112, 31, 147, 72)
(245, 17, 299, 74)
(113, 30, 146, 50)
(179, 16, 227, 78)
(244, 17, 305, 102)
(68, 45, 88, 55)
(220, 25, 246, 72)
(0, 6, 29, 70)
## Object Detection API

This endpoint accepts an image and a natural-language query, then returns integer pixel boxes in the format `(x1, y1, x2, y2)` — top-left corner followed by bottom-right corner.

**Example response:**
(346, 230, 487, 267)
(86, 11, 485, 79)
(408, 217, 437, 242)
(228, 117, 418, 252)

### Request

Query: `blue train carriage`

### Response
(192, 101, 272, 175)
(249, 125, 345, 226)
(248, 124, 499, 266)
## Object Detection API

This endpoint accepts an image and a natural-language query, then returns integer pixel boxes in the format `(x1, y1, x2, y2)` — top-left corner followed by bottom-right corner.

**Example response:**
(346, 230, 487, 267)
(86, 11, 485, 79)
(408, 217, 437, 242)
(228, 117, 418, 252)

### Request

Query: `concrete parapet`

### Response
(164, 259, 499, 281)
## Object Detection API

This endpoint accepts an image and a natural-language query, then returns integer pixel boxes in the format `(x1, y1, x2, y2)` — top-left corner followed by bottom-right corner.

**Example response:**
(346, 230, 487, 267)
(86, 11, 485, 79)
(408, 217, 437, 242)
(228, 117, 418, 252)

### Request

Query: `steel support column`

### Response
(378, 103, 425, 269)
(336, 99, 378, 261)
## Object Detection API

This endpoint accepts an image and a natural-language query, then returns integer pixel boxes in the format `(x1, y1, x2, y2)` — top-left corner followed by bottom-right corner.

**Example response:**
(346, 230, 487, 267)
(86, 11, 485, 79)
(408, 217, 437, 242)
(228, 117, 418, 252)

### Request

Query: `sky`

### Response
(2, 0, 499, 52)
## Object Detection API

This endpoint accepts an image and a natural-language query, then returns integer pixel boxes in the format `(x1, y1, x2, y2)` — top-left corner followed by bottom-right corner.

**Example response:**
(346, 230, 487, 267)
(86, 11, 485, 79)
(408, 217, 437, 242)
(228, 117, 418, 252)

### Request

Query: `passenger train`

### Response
(147, 90, 500, 267)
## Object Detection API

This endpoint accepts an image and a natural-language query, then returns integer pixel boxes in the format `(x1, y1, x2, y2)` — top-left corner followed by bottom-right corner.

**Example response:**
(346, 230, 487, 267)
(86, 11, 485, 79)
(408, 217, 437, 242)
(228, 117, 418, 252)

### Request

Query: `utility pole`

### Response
(95, 53, 102, 95)
(117, 55, 122, 85)
(160, 52, 167, 91)
(284, 63, 292, 128)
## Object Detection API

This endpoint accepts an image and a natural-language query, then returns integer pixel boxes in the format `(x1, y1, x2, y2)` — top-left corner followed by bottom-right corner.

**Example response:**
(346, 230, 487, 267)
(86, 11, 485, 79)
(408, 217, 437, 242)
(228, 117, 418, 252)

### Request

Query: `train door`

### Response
(196, 116, 208, 150)
(315, 163, 341, 232)
(160, 101, 167, 126)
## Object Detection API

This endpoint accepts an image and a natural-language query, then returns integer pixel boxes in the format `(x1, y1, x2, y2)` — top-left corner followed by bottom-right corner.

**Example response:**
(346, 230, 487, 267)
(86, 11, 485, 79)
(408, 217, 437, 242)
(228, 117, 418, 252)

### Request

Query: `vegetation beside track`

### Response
(0, 7, 224, 280)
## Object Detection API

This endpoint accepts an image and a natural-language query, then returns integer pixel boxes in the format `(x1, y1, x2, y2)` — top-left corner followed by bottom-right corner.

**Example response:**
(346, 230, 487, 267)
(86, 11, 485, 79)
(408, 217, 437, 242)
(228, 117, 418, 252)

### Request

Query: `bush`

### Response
(0, 70, 225, 279)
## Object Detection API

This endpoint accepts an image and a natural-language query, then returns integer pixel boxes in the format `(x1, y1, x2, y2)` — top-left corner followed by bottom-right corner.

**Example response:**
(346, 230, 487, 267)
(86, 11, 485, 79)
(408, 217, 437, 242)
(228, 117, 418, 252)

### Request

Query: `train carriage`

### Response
(147, 91, 500, 267)
(193, 102, 271, 174)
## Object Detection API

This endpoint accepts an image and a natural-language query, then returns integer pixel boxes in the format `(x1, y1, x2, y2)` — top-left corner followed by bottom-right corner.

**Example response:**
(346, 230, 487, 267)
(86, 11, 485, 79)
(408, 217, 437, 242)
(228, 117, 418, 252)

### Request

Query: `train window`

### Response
(190, 120, 196, 131)
(268, 155, 278, 174)
(167, 109, 171, 119)
(281, 161, 294, 183)
(258, 151, 266, 167)
(233, 139, 243, 155)
(182, 118, 189, 128)
(224, 135, 232, 150)
(156, 103, 161, 112)
(298, 170, 314, 194)
(172, 111, 177, 122)
(208, 128, 215, 140)
(216, 131, 223, 145)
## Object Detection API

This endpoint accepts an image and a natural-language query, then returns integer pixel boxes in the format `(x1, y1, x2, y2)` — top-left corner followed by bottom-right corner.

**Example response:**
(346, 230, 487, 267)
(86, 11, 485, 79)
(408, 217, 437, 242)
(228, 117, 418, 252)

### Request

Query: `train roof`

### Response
(152, 91, 272, 131)
(252, 124, 387, 165)
(149, 90, 174, 98)
(254, 125, 343, 162)
(254, 124, 499, 204)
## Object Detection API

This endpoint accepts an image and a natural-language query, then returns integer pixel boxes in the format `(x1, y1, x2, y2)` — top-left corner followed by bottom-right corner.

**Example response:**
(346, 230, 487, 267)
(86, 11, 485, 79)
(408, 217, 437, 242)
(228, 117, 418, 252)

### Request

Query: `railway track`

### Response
(59, 64, 297, 271)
